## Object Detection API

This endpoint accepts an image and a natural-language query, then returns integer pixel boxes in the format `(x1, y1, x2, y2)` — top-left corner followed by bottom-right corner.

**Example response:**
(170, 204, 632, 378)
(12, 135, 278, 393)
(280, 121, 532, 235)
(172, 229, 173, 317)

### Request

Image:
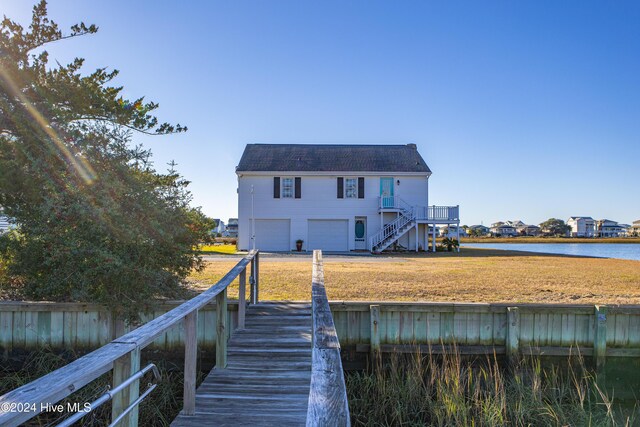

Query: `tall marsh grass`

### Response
(347, 348, 636, 426)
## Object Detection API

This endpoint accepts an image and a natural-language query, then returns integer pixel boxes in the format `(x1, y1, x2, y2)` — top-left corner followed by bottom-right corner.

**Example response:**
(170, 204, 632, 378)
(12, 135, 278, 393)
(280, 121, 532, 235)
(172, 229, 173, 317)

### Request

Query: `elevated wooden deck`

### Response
(171, 302, 313, 426)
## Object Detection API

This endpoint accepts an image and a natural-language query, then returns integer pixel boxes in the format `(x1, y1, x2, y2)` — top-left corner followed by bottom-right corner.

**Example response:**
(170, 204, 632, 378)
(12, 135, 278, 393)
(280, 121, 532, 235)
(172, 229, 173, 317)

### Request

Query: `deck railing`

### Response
(414, 205, 460, 221)
(307, 250, 350, 426)
(0, 250, 260, 427)
(378, 198, 459, 221)
(379, 196, 412, 211)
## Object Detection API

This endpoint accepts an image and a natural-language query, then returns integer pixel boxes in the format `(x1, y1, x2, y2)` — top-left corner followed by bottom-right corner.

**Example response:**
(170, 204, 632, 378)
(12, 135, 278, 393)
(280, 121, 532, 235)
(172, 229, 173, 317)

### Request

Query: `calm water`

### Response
(463, 243, 640, 261)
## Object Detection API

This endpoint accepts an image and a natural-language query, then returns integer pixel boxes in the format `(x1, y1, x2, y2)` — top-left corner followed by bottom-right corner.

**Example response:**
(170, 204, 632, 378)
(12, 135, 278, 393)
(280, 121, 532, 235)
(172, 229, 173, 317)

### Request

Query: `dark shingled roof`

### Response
(236, 144, 431, 173)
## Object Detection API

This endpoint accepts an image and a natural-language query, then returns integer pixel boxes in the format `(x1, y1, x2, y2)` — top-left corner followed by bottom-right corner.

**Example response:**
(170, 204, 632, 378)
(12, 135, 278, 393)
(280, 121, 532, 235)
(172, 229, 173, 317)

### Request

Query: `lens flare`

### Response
(0, 65, 97, 184)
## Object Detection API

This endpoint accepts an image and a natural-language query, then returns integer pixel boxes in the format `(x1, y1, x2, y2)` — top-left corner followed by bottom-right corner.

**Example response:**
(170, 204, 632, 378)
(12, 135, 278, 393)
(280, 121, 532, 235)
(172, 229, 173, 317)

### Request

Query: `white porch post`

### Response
(425, 226, 428, 252)
(456, 222, 460, 253)
(415, 223, 418, 252)
(432, 224, 436, 252)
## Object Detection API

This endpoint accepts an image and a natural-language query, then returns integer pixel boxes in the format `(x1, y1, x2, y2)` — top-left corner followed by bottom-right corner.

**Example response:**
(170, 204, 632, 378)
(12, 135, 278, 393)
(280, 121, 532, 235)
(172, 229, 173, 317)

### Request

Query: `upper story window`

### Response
(337, 177, 364, 199)
(345, 178, 357, 198)
(282, 177, 294, 198)
(273, 177, 301, 199)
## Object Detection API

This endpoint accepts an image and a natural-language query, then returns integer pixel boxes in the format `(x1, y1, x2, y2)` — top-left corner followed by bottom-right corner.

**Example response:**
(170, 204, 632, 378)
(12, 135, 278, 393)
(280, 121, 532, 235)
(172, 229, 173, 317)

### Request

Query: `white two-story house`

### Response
(567, 216, 596, 237)
(236, 144, 460, 253)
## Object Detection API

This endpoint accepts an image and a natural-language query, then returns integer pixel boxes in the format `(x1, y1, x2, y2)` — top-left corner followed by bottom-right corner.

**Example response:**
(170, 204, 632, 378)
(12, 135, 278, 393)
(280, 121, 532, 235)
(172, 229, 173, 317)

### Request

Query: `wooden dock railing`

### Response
(307, 250, 350, 426)
(0, 250, 260, 427)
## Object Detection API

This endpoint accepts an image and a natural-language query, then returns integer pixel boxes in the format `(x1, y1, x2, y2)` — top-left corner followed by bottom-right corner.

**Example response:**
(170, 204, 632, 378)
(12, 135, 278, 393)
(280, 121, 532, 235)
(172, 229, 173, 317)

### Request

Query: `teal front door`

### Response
(380, 177, 394, 208)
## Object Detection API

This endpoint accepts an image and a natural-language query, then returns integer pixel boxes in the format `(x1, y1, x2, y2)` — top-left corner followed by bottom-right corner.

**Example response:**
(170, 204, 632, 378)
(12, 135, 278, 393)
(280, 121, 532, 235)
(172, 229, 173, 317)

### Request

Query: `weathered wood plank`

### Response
(549, 313, 563, 346)
(492, 312, 507, 345)
(24, 311, 38, 347)
(479, 313, 493, 345)
(307, 250, 349, 426)
(575, 314, 591, 347)
(0, 311, 13, 351)
(466, 312, 481, 345)
(399, 310, 414, 344)
(63, 311, 75, 348)
(441, 312, 454, 344)
(413, 311, 428, 343)
(613, 314, 630, 347)
(594, 305, 607, 370)
(561, 313, 576, 345)
(628, 314, 640, 346)
(347, 310, 360, 344)
(183, 311, 198, 415)
(216, 289, 228, 369)
(453, 312, 467, 344)
(238, 268, 246, 330)
(506, 307, 520, 362)
(370, 305, 381, 359)
(426, 312, 441, 342)
(36, 311, 51, 347)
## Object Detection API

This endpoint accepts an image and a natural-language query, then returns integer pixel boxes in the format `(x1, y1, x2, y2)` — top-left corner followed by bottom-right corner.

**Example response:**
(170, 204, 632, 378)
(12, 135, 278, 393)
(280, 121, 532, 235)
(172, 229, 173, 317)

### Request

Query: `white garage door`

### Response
(308, 220, 349, 252)
(254, 219, 290, 252)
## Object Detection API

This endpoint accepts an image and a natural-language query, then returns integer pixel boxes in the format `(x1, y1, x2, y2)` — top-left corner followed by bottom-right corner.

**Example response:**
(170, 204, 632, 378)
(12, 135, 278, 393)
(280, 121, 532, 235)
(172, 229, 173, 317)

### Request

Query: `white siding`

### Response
(307, 220, 349, 252)
(237, 173, 429, 251)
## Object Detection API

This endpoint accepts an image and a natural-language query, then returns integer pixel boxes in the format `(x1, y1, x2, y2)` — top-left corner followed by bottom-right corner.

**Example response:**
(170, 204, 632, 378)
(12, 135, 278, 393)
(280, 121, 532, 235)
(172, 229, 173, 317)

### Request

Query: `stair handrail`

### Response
(370, 208, 416, 251)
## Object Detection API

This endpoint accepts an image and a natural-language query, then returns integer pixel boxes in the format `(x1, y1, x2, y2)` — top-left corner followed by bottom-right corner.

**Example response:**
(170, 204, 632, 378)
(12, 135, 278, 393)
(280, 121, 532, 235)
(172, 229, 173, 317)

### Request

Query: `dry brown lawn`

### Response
(188, 248, 640, 304)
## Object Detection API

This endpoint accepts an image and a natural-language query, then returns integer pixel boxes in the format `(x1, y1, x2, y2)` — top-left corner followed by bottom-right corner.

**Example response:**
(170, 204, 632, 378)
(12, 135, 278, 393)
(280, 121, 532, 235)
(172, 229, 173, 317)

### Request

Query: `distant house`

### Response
(618, 224, 631, 237)
(226, 218, 238, 237)
(631, 220, 640, 237)
(596, 219, 625, 237)
(440, 225, 468, 238)
(235, 143, 460, 252)
(505, 220, 540, 236)
(517, 224, 541, 236)
(505, 220, 525, 229)
(468, 225, 490, 236)
(0, 207, 11, 235)
(567, 217, 596, 237)
(490, 222, 517, 237)
(0, 215, 9, 235)
(211, 219, 226, 235)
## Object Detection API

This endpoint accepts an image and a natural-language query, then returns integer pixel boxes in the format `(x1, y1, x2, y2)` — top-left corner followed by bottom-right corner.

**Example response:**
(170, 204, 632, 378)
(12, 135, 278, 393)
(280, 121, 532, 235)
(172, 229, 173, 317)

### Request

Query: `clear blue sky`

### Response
(5, 1, 640, 225)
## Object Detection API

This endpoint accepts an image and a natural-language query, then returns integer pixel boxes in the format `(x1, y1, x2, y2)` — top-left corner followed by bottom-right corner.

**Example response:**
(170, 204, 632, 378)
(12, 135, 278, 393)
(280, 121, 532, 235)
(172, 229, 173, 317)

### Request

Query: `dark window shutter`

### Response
(358, 177, 365, 199)
(337, 177, 344, 199)
(273, 177, 280, 198)
(295, 177, 301, 199)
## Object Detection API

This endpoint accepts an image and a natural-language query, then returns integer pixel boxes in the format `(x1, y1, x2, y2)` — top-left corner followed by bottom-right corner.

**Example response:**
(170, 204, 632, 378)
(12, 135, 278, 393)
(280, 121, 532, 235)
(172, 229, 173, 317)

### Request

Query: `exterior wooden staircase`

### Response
(370, 207, 416, 253)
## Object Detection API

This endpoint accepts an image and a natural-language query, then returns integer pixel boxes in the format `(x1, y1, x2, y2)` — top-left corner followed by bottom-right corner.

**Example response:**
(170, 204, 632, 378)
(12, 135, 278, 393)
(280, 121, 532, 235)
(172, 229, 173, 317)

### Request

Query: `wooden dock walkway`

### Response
(0, 250, 349, 427)
(171, 302, 313, 426)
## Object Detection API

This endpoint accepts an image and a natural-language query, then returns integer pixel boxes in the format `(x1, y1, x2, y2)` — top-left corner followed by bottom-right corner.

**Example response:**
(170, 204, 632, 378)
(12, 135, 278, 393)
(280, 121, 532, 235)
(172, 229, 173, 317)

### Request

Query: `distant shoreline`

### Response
(460, 237, 640, 244)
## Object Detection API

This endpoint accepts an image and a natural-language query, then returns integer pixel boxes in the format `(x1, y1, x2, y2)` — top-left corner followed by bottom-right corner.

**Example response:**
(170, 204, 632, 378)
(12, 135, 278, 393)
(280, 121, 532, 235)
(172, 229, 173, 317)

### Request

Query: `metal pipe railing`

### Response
(58, 363, 161, 427)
